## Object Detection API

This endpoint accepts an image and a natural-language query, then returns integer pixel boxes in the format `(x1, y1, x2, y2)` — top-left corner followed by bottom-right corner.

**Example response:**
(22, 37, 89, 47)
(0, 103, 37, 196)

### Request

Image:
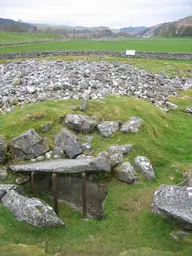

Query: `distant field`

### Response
(0, 37, 192, 53)
(0, 32, 62, 44)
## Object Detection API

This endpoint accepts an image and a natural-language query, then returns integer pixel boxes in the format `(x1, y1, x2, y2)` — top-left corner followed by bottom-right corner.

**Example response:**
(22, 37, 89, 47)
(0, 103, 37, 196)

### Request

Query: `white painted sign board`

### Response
(126, 50, 136, 56)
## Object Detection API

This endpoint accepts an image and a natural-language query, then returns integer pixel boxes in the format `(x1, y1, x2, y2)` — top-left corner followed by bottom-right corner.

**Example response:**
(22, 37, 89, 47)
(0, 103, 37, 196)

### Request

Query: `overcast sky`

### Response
(1, 0, 192, 28)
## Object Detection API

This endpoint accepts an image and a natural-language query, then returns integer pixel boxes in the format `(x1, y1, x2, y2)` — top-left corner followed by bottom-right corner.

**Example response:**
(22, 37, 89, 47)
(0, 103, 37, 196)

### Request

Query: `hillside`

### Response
(120, 26, 147, 34)
(142, 16, 192, 37)
(0, 18, 34, 32)
(0, 32, 62, 45)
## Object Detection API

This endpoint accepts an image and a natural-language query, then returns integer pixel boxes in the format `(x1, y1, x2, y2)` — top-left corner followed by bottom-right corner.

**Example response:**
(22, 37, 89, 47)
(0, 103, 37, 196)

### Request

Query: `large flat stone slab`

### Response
(9, 157, 111, 174)
(2, 190, 64, 227)
(151, 185, 192, 230)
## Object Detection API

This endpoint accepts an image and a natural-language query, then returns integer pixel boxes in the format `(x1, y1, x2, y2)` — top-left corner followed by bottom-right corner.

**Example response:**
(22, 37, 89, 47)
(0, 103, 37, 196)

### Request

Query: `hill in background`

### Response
(140, 16, 192, 37)
(0, 16, 192, 37)
(0, 18, 34, 33)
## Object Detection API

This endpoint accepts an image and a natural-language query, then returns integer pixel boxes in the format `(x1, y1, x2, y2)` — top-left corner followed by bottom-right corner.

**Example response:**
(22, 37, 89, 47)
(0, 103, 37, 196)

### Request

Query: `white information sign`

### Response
(125, 50, 136, 56)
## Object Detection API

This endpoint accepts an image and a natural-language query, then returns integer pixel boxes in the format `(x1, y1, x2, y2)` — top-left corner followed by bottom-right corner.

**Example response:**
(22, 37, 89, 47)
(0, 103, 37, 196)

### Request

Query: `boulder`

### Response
(183, 107, 192, 114)
(108, 153, 123, 168)
(0, 136, 7, 164)
(117, 162, 137, 184)
(120, 117, 144, 133)
(97, 121, 119, 137)
(151, 185, 192, 230)
(54, 128, 83, 158)
(65, 114, 97, 133)
(0, 184, 23, 200)
(109, 144, 133, 155)
(2, 190, 64, 227)
(11, 129, 49, 160)
(134, 156, 155, 180)
(0, 166, 8, 181)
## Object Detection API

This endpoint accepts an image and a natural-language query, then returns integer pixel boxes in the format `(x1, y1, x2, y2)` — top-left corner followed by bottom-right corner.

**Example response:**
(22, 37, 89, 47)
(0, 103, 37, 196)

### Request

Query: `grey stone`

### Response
(38, 93, 47, 102)
(97, 121, 119, 137)
(97, 151, 109, 159)
(0, 166, 8, 181)
(166, 102, 178, 109)
(183, 107, 192, 114)
(0, 60, 191, 115)
(80, 99, 88, 111)
(120, 117, 144, 133)
(54, 155, 61, 159)
(82, 143, 92, 152)
(0, 136, 7, 164)
(76, 154, 93, 159)
(52, 146, 64, 157)
(45, 152, 52, 160)
(2, 190, 64, 227)
(9, 158, 111, 174)
(169, 230, 189, 241)
(39, 122, 52, 133)
(108, 153, 123, 168)
(36, 155, 45, 161)
(15, 175, 30, 185)
(65, 114, 97, 133)
(109, 144, 133, 156)
(134, 156, 155, 180)
(11, 129, 48, 160)
(26, 86, 36, 94)
(117, 162, 137, 184)
(0, 184, 24, 200)
(79, 81, 89, 89)
(151, 185, 192, 230)
(54, 128, 83, 158)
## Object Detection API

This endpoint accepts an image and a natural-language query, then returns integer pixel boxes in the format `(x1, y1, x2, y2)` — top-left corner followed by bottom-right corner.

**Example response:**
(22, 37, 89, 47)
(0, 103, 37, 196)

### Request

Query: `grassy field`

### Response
(0, 37, 192, 53)
(0, 90, 192, 256)
(0, 32, 62, 44)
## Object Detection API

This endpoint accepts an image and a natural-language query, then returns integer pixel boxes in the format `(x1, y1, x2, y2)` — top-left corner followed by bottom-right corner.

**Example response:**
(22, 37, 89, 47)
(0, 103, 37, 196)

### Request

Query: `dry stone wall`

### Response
(0, 50, 192, 60)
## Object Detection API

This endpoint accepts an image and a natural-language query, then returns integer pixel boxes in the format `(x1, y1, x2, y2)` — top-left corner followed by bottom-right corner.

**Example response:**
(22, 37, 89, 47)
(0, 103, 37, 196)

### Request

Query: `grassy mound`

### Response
(0, 91, 192, 255)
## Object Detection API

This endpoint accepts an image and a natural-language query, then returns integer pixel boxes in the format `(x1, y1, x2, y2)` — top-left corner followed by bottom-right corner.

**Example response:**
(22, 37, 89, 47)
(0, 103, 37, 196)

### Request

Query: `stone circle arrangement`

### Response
(0, 59, 192, 230)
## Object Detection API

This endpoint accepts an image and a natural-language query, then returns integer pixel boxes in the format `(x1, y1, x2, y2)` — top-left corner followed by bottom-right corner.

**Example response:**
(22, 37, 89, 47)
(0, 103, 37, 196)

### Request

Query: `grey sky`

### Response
(0, 0, 192, 28)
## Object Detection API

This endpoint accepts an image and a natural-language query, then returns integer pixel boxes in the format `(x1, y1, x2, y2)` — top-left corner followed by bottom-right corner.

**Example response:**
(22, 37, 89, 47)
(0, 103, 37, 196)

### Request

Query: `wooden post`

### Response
(31, 172, 36, 196)
(82, 172, 87, 217)
(52, 172, 58, 216)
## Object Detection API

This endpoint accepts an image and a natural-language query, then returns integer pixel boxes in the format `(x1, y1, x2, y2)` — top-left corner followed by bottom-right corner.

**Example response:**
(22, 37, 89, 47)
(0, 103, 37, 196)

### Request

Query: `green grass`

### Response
(0, 38, 192, 53)
(0, 90, 192, 256)
(0, 32, 62, 45)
